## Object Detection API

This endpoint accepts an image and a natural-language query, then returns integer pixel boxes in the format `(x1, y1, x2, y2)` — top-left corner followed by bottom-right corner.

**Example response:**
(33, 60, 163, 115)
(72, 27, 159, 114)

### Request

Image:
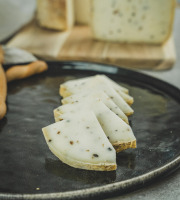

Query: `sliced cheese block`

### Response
(91, 0, 175, 44)
(74, 0, 91, 25)
(37, 0, 74, 31)
(62, 91, 129, 124)
(55, 101, 136, 152)
(42, 111, 116, 171)
(60, 77, 134, 116)
(60, 75, 129, 97)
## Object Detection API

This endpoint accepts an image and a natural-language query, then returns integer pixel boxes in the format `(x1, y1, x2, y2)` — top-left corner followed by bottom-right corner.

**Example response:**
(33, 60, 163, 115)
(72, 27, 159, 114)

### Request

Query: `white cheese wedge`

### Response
(62, 91, 129, 124)
(37, 0, 74, 31)
(60, 76, 134, 116)
(74, 0, 91, 25)
(42, 111, 116, 171)
(91, 0, 175, 44)
(54, 101, 136, 153)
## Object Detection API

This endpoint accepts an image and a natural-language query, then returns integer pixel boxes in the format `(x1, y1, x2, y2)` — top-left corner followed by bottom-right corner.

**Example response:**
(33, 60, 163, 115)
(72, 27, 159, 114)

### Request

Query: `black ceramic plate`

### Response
(0, 61, 180, 200)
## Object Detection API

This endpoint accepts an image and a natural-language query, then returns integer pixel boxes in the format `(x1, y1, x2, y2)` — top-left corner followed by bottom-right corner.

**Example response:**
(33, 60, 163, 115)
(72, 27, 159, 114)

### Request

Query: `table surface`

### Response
(107, 8, 180, 200)
(1, 6, 180, 200)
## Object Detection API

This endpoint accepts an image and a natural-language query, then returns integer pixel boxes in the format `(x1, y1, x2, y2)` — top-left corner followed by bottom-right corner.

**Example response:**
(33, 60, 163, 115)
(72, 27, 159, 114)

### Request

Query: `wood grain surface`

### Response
(7, 20, 176, 70)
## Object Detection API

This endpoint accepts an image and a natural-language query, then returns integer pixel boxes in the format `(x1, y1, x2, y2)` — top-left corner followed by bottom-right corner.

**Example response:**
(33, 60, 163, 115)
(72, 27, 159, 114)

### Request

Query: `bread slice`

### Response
(37, 0, 74, 31)
(60, 77, 134, 116)
(42, 111, 116, 171)
(62, 91, 129, 124)
(54, 101, 136, 152)
(91, 0, 175, 44)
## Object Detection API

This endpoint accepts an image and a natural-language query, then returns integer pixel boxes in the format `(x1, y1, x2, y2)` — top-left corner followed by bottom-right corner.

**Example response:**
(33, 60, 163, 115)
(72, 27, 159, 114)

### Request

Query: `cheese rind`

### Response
(91, 0, 175, 44)
(42, 111, 116, 171)
(37, 0, 74, 31)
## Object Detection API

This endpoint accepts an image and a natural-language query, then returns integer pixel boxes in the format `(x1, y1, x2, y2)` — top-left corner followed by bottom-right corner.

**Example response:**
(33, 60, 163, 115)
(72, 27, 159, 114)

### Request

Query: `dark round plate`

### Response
(0, 61, 180, 200)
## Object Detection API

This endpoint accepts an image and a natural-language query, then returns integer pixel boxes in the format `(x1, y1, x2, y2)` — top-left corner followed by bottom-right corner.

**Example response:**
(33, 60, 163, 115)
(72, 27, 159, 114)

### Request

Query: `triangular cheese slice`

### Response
(42, 111, 116, 171)
(96, 75, 133, 105)
(61, 91, 129, 124)
(60, 77, 134, 116)
(54, 101, 136, 152)
(60, 75, 133, 105)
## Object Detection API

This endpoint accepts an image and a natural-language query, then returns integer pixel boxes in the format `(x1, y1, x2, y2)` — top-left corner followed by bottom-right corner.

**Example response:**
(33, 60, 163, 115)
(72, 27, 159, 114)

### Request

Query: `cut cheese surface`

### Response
(96, 75, 133, 105)
(60, 75, 134, 116)
(62, 91, 129, 124)
(54, 101, 136, 152)
(42, 111, 116, 171)
(91, 0, 175, 44)
(60, 75, 129, 97)
(96, 75, 129, 94)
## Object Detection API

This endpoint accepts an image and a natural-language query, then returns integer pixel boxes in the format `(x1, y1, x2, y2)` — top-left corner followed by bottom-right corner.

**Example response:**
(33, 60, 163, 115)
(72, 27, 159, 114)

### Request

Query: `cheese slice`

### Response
(91, 0, 175, 44)
(42, 111, 116, 171)
(96, 75, 133, 105)
(54, 101, 136, 153)
(60, 75, 129, 97)
(37, 0, 74, 31)
(62, 91, 129, 124)
(60, 76, 134, 116)
(74, 0, 91, 25)
(96, 75, 128, 93)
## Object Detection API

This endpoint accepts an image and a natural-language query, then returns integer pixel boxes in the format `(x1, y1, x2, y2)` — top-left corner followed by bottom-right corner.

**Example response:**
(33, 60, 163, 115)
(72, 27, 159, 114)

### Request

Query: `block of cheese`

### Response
(37, 0, 74, 31)
(62, 91, 129, 124)
(54, 101, 136, 152)
(42, 111, 116, 171)
(91, 0, 175, 44)
(60, 76, 134, 116)
(74, 0, 91, 24)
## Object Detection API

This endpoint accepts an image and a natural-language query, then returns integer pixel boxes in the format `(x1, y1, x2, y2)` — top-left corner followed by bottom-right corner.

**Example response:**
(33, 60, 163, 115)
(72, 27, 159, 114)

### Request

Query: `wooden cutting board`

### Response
(7, 20, 176, 70)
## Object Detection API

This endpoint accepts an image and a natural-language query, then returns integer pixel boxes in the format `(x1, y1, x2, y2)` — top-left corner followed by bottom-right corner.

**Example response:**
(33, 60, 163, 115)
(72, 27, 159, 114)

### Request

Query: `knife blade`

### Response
(0, 45, 48, 120)
(2, 45, 37, 65)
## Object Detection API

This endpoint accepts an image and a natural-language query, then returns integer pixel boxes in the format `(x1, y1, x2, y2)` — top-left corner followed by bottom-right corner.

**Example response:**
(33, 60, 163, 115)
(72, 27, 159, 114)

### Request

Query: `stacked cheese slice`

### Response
(42, 75, 136, 171)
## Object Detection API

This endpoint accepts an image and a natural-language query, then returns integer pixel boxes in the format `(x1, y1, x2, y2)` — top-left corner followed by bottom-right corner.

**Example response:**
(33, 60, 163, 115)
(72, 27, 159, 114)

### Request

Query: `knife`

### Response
(2, 45, 37, 64)
(0, 45, 48, 119)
